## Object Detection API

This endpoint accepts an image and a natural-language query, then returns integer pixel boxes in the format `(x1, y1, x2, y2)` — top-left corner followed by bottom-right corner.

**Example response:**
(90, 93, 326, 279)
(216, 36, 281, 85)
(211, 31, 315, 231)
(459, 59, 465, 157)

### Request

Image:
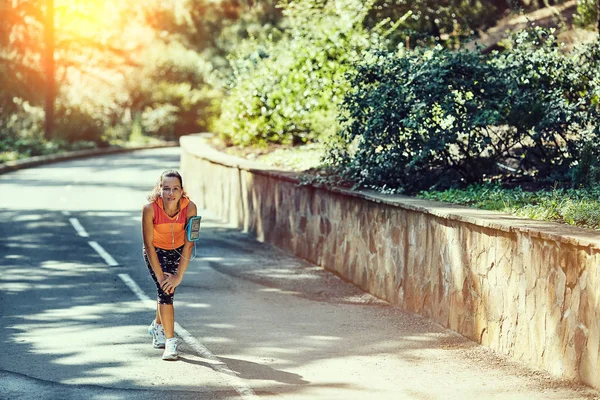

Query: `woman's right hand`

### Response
(159, 274, 173, 294)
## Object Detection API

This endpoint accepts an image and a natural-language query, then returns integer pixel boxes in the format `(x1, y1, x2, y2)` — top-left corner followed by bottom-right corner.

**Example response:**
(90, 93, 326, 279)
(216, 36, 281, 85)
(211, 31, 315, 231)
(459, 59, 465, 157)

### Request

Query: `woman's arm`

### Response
(161, 201, 197, 293)
(142, 203, 165, 283)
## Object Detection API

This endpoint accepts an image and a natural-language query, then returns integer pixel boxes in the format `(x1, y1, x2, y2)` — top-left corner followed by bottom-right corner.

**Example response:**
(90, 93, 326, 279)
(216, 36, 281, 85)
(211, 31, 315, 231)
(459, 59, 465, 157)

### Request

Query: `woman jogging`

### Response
(142, 169, 197, 360)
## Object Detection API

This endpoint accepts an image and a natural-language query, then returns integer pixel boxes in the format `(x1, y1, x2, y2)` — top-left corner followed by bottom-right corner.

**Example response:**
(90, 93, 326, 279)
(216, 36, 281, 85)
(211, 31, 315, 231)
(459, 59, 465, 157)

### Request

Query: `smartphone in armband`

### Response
(186, 216, 202, 241)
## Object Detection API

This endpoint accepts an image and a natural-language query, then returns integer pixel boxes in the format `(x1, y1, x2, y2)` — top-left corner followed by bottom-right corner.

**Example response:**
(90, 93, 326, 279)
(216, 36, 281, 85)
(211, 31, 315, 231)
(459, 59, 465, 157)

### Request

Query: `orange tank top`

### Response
(152, 197, 190, 249)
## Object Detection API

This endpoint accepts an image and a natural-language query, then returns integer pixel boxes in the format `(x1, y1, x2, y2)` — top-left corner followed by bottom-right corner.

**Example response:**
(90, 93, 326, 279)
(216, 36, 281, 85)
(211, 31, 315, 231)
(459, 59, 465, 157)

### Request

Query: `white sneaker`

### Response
(162, 338, 178, 361)
(148, 320, 155, 337)
(152, 322, 166, 349)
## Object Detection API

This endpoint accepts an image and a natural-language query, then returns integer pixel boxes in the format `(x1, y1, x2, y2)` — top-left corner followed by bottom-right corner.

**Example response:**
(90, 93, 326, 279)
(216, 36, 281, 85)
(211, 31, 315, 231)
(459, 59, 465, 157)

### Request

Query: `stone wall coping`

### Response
(181, 134, 600, 250)
(0, 142, 178, 175)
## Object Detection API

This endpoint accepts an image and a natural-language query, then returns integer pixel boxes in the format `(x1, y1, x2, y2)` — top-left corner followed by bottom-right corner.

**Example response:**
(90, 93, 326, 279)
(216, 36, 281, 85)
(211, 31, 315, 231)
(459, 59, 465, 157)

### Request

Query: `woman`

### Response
(142, 169, 197, 360)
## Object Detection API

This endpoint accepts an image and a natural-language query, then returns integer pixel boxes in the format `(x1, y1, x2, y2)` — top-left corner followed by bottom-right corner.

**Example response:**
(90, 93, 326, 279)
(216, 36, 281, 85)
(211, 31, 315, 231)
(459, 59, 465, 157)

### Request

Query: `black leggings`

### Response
(143, 246, 183, 305)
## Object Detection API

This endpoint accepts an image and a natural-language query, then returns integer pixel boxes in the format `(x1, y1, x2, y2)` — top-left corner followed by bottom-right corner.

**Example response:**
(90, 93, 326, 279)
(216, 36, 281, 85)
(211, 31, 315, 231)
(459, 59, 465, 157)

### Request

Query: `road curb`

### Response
(0, 143, 178, 175)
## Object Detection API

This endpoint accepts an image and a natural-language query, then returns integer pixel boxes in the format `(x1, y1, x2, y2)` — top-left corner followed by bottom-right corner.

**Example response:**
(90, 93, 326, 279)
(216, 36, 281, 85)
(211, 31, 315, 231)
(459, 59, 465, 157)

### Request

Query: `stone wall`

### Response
(181, 134, 600, 390)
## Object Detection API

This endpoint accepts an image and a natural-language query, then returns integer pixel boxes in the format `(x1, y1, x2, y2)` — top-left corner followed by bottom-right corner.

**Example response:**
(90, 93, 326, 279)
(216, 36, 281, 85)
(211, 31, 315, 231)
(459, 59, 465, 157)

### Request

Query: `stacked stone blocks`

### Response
(181, 135, 600, 390)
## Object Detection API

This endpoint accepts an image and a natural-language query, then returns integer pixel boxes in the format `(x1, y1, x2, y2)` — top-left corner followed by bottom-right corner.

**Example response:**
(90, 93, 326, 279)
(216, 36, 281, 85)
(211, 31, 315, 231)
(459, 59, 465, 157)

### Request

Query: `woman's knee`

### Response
(157, 292, 174, 305)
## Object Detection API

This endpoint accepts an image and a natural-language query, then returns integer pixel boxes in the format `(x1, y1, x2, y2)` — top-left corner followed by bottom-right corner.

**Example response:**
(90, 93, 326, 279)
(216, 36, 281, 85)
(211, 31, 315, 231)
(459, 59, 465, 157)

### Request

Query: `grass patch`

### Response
(417, 184, 600, 230)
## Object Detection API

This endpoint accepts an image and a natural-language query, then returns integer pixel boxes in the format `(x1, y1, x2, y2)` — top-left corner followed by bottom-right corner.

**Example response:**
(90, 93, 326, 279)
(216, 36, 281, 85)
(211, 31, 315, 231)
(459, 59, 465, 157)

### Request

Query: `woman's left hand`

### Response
(160, 272, 181, 295)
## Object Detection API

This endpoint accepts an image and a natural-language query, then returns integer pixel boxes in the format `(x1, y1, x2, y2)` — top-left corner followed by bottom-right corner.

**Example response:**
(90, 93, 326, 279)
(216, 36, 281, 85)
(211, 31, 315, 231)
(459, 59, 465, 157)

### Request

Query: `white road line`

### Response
(62, 211, 71, 216)
(118, 273, 155, 309)
(88, 241, 119, 266)
(69, 218, 89, 237)
(117, 273, 258, 400)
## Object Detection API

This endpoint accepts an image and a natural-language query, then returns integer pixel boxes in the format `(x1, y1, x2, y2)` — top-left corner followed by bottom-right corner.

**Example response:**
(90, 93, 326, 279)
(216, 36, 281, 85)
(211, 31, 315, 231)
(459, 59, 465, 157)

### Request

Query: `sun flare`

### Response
(55, 0, 112, 40)
(50, 0, 156, 89)
(53, 0, 153, 48)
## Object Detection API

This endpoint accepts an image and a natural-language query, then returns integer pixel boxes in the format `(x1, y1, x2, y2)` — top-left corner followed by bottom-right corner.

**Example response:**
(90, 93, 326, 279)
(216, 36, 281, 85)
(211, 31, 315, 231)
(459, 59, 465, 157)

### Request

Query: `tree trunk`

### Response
(44, 0, 55, 140)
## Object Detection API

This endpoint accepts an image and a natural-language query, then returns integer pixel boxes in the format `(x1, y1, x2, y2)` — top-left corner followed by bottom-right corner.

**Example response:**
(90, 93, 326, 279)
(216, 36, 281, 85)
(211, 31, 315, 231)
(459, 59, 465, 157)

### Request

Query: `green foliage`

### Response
(0, 97, 100, 162)
(489, 29, 600, 179)
(418, 183, 600, 230)
(1, 0, 280, 152)
(574, 0, 598, 28)
(363, 0, 568, 48)
(52, 104, 106, 144)
(123, 41, 222, 140)
(0, 0, 45, 112)
(216, 0, 391, 147)
(2, 0, 592, 172)
(332, 45, 509, 192)
(572, 141, 600, 188)
(0, 0, 156, 147)
(0, 98, 46, 162)
(331, 27, 600, 193)
(144, 0, 283, 58)
(365, 0, 501, 48)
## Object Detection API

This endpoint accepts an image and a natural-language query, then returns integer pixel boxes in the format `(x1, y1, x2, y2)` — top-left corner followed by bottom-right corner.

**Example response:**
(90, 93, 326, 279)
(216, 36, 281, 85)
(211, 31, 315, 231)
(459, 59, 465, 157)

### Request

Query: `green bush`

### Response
(217, 0, 391, 147)
(574, 0, 598, 28)
(330, 28, 600, 193)
(489, 29, 600, 181)
(53, 104, 106, 145)
(124, 42, 222, 141)
(330, 45, 507, 192)
(0, 97, 102, 162)
(0, 98, 47, 161)
(572, 141, 600, 188)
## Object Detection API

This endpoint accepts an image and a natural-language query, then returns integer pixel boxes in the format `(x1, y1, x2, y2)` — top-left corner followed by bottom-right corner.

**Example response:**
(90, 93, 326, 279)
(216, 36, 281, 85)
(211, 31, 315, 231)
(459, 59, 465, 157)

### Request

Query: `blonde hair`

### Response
(147, 170, 187, 202)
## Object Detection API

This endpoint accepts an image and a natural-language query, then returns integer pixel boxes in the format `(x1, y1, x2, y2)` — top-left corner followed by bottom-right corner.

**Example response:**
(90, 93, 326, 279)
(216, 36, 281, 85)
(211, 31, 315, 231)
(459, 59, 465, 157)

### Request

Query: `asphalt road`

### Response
(1, 147, 599, 400)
